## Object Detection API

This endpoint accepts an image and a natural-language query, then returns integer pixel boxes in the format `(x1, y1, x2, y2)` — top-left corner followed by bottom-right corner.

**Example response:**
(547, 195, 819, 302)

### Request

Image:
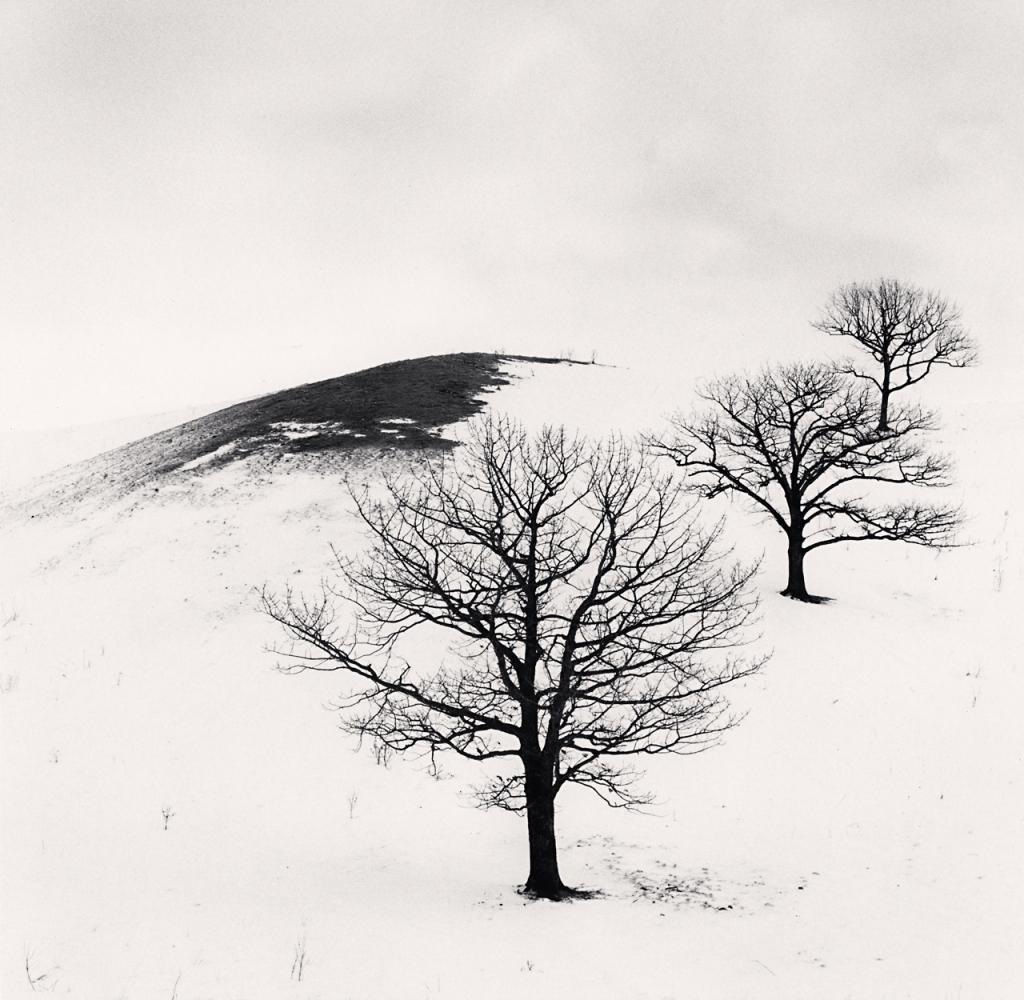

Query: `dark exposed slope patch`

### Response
(4, 353, 572, 516)
(157, 352, 565, 473)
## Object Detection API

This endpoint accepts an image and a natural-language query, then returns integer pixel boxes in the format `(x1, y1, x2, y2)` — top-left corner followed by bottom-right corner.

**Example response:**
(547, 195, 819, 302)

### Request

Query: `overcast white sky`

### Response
(2, 0, 1022, 431)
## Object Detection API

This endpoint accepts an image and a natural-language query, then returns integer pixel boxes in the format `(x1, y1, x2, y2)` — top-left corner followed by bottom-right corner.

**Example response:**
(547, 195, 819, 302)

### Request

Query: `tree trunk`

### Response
(878, 371, 891, 432)
(523, 760, 569, 899)
(781, 536, 811, 601)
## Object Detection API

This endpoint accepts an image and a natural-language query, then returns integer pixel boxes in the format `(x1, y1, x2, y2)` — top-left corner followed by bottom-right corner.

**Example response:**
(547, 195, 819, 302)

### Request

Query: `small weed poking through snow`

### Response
(162, 805, 176, 831)
(992, 513, 1009, 592)
(24, 948, 59, 992)
(347, 791, 359, 819)
(291, 931, 307, 982)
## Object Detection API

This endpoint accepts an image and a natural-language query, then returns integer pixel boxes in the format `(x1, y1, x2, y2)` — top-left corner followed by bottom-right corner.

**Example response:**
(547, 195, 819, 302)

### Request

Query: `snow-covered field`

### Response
(1, 359, 1021, 998)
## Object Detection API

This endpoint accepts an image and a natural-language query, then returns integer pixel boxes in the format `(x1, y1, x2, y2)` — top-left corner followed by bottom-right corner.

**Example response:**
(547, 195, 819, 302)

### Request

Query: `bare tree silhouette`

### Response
(263, 418, 761, 899)
(649, 363, 960, 602)
(813, 278, 976, 431)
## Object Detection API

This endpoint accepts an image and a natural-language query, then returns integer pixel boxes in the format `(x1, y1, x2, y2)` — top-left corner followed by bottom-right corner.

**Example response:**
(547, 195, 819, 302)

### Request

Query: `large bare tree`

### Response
(813, 278, 976, 431)
(263, 418, 761, 899)
(649, 363, 960, 603)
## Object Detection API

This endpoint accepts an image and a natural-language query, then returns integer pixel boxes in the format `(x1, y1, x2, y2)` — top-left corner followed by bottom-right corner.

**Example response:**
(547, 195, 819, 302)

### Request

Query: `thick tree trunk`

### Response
(522, 761, 569, 899)
(781, 536, 811, 601)
(878, 372, 891, 432)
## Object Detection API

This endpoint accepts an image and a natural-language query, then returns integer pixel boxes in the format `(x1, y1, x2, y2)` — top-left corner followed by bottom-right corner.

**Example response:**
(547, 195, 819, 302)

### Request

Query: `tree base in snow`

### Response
(780, 588, 832, 604)
(518, 883, 599, 902)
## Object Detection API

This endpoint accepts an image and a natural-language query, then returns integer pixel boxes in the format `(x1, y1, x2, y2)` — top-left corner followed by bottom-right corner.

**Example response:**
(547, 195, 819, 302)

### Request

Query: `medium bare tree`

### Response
(263, 418, 761, 900)
(813, 278, 976, 431)
(649, 363, 960, 603)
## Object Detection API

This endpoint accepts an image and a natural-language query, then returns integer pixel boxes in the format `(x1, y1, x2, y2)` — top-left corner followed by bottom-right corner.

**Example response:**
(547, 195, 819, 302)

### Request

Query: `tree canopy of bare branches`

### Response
(813, 278, 976, 431)
(648, 363, 960, 603)
(263, 417, 761, 899)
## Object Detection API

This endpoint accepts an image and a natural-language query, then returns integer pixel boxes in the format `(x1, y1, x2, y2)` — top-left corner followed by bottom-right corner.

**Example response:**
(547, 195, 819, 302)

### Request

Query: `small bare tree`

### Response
(813, 278, 976, 431)
(649, 363, 960, 603)
(263, 418, 761, 899)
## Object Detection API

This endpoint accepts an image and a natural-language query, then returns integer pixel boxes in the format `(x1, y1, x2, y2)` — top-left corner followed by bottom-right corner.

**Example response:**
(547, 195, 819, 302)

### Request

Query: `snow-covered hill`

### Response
(1, 356, 1021, 999)
(0, 353, 572, 519)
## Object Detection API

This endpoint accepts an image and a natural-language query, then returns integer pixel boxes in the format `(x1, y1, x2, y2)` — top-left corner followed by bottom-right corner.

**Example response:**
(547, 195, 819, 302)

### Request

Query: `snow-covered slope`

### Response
(1, 357, 1021, 999)
(0, 405, 218, 491)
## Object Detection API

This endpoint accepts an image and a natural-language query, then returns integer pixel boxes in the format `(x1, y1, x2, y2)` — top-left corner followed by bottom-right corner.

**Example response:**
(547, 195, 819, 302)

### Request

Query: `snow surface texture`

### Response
(1, 359, 1022, 998)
